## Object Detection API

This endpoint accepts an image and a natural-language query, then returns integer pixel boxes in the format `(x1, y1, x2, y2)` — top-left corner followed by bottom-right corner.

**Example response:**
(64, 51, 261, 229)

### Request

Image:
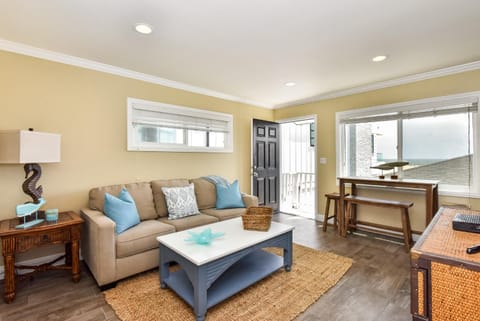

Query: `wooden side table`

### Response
(411, 207, 480, 321)
(0, 211, 83, 303)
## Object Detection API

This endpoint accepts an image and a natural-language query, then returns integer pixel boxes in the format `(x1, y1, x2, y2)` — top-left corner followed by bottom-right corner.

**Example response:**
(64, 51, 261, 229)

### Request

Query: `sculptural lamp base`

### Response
(15, 209, 44, 229)
(15, 198, 47, 229)
(15, 161, 47, 229)
(22, 163, 43, 204)
(16, 218, 44, 229)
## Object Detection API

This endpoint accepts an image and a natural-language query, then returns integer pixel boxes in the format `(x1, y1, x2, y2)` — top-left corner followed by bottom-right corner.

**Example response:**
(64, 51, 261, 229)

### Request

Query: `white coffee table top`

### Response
(157, 217, 294, 265)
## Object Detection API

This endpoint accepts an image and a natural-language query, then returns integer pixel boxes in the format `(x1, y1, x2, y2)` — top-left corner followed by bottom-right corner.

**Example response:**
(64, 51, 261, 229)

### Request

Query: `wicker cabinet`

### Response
(410, 207, 480, 321)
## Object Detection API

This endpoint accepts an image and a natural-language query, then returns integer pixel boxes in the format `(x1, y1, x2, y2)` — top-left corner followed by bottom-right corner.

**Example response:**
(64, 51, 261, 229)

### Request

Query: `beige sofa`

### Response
(80, 178, 258, 288)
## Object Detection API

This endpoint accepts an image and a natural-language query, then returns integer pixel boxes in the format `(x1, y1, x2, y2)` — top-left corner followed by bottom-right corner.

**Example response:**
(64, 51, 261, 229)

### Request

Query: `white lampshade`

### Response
(0, 130, 61, 164)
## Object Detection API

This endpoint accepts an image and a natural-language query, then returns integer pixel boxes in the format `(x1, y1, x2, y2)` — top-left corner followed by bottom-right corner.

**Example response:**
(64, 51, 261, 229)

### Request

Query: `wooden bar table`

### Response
(0, 211, 83, 303)
(337, 177, 439, 237)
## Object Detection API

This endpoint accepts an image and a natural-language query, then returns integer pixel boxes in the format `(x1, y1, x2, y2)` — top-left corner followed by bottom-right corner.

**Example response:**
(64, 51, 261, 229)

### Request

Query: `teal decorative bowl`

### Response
(185, 228, 225, 245)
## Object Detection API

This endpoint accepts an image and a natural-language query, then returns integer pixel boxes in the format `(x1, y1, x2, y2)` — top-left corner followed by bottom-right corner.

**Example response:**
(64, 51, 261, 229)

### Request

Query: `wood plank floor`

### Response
(0, 213, 411, 321)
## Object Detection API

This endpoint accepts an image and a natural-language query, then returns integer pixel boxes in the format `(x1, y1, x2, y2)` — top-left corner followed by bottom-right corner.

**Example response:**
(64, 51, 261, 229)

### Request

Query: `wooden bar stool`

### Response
(323, 192, 348, 232)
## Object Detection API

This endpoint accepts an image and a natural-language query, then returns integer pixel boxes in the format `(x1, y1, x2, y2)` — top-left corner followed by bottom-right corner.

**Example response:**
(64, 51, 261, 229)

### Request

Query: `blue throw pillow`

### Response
(104, 188, 140, 234)
(215, 180, 245, 209)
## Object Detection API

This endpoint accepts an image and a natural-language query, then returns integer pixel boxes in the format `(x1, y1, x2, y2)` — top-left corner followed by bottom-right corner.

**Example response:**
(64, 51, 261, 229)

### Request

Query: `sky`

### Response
(373, 113, 472, 160)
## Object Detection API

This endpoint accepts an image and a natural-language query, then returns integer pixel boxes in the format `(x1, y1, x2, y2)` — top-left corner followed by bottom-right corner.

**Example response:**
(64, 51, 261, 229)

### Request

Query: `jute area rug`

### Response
(104, 244, 353, 321)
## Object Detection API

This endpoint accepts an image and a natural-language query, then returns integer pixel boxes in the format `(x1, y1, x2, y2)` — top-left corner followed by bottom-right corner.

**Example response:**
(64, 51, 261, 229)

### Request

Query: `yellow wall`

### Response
(0, 50, 273, 264)
(2, 48, 480, 267)
(274, 69, 480, 232)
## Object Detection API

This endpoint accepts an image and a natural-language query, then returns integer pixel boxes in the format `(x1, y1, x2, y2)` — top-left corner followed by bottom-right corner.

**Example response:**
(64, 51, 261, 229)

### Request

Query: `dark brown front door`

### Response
(252, 119, 280, 212)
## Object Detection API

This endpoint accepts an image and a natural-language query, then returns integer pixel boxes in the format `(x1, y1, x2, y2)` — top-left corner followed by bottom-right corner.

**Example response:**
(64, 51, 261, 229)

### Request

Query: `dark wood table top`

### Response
(0, 211, 83, 237)
(338, 176, 440, 188)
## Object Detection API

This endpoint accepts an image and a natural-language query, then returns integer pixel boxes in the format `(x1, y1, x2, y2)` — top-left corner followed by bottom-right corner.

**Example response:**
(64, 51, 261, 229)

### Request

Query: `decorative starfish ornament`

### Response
(185, 228, 225, 245)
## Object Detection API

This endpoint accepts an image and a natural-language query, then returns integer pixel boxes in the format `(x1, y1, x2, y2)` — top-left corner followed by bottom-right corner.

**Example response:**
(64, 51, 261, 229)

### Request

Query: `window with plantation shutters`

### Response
(336, 92, 480, 196)
(127, 98, 233, 152)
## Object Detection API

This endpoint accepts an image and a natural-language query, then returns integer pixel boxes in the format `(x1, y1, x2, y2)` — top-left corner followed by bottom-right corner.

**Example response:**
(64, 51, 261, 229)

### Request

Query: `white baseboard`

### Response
(0, 252, 83, 281)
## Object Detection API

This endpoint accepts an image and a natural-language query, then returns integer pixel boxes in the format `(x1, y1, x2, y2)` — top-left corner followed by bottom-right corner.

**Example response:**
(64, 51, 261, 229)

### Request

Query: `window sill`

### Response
(128, 145, 233, 153)
(438, 190, 480, 199)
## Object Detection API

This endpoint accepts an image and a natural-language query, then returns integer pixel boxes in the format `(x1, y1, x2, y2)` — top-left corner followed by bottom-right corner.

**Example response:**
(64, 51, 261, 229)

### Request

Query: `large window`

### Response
(336, 92, 480, 195)
(127, 98, 233, 152)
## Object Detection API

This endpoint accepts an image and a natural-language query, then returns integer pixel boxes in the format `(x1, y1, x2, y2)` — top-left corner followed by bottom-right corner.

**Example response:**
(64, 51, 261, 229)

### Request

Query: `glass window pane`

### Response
(158, 128, 183, 144)
(128, 98, 233, 152)
(209, 132, 225, 148)
(138, 126, 158, 143)
(402, 113, 473, 187)
(346, 120, 397, 177)
(188, 130, 207, 147)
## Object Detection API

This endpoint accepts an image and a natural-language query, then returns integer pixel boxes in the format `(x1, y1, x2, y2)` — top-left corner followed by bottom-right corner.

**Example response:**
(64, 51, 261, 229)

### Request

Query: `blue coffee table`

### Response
(157, 217, 294, 321)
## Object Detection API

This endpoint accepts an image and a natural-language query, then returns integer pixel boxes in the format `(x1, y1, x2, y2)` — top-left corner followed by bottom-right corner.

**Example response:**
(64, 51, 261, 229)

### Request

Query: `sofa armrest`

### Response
(242, 193, 259, 208)
(80, 208, 117, 286)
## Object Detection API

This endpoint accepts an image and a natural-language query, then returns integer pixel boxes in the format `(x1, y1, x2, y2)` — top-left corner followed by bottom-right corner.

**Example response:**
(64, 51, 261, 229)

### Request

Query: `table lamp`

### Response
(0, 129, 61, 228)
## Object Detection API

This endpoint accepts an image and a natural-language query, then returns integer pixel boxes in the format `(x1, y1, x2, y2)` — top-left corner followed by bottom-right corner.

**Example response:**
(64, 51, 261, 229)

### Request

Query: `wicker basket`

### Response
(242, 206, 273, 231)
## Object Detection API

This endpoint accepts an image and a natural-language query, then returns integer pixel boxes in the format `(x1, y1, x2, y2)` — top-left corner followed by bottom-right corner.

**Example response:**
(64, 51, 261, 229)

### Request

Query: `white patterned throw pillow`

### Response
(161, 183, 200, 220)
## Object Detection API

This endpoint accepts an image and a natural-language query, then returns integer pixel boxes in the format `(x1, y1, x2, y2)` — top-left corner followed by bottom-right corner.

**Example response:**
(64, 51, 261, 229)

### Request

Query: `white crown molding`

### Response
(0, 38, 272, 109)
(2, 38, 479, 111)
(274, 60, 480, 109)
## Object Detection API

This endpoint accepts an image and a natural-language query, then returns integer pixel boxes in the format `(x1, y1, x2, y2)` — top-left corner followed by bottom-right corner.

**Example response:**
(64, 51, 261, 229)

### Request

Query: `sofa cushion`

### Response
(200, 208, 247, 221)
(116, 220, 175, 258)
(159, 214, 218, 231)
(104, 188, 140, 234)
(151, 179, 189, 217)
(190, 178, 216, 210)
(89, 184, 124, 212)
(89, 182, 157, 221)
(124, 182, 158, 220)
(241, 193, 260, 208)
(161, 183, 200, 219)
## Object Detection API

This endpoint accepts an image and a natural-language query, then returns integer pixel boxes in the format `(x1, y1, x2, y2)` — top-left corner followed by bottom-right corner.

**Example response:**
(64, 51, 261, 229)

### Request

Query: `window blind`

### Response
(340, 97, 478, 125)
(131, 107, 230, 133)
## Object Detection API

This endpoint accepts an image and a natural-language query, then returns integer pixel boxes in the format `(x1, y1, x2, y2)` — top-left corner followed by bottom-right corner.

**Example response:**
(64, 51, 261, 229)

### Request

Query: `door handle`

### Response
(253, 172, 258, 177)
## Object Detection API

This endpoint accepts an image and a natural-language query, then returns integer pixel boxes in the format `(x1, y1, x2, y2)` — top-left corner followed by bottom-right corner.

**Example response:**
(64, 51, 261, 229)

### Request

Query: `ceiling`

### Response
(1, 0, 480, 108)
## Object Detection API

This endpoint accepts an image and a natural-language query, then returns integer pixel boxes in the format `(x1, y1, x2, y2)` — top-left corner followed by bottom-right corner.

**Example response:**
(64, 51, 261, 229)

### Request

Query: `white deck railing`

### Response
(281, 172, 315, 209)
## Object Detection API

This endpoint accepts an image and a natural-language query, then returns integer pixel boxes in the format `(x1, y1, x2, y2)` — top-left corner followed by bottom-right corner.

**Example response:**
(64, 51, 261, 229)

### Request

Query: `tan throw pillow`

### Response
(161, 183, 200, 220)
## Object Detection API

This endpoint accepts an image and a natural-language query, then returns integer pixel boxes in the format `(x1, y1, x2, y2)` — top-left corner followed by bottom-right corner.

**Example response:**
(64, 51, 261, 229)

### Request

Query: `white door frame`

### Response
(276, 114, 318, 219)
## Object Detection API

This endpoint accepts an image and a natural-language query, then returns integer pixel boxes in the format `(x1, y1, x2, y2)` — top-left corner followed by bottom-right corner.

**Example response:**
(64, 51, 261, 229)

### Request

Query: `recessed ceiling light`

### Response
(134, 23, 153, 35)
(372, 55, 387, 62)
(284, 82, 296, 87)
